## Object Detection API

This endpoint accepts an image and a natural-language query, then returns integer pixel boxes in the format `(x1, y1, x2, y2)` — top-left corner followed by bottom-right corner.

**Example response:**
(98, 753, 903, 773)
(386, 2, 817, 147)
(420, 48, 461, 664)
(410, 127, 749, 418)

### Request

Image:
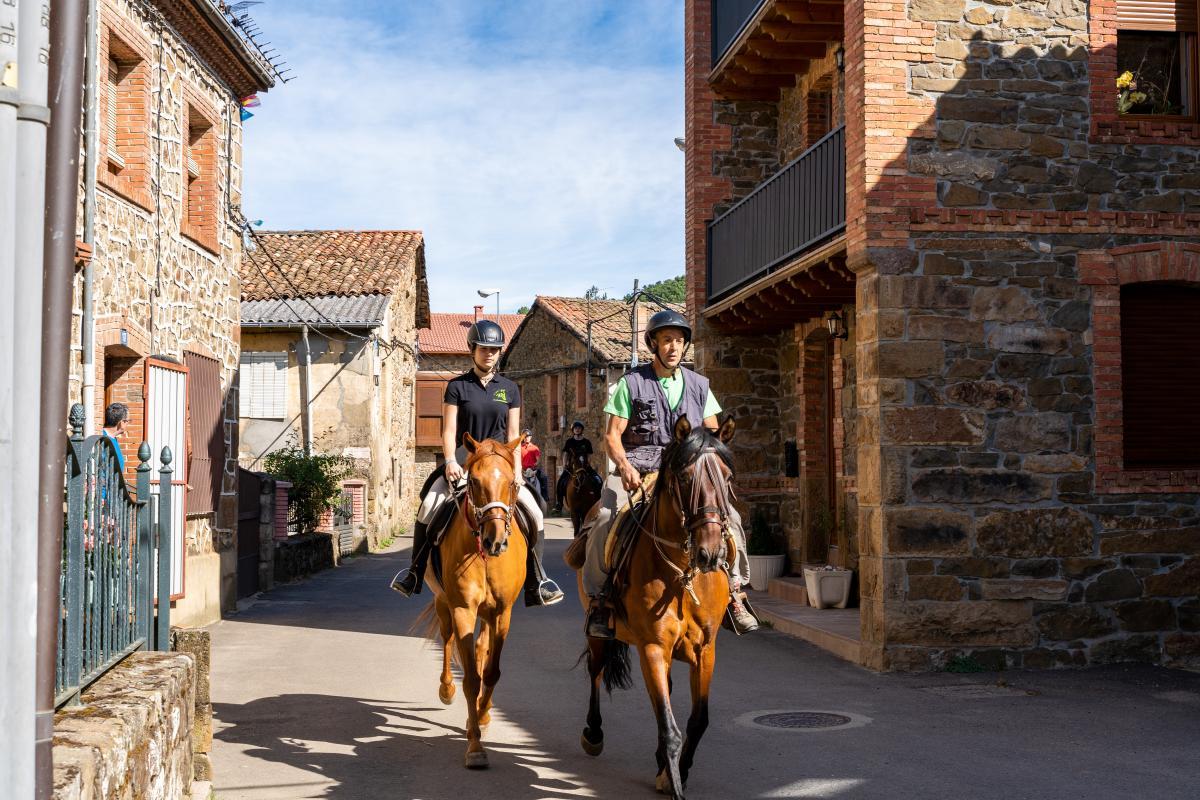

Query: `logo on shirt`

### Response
(492, 389, 508, 403)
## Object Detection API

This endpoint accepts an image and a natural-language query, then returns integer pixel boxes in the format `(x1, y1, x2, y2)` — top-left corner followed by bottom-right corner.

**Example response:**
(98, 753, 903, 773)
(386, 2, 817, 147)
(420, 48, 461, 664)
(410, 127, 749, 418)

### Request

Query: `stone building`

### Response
(500, 297, 685, 506)
(686, 0, 1199, 670)
(414, 310, 524, 487)
(238, 230, 430, 542)
(68, 0, 275, 627)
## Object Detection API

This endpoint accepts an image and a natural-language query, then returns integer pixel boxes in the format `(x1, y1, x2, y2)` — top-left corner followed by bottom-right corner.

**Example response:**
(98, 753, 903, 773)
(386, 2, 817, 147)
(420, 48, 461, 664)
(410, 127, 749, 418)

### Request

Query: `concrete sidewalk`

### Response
(209, 518, 1200, 800)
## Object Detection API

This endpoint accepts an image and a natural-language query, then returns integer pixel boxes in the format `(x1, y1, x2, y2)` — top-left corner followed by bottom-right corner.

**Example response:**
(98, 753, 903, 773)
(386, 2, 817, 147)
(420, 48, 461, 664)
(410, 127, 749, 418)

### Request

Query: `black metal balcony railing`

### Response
(56, 404, 174, 708)
(707, 125, 846, 302)
(712, 0, 766, 67)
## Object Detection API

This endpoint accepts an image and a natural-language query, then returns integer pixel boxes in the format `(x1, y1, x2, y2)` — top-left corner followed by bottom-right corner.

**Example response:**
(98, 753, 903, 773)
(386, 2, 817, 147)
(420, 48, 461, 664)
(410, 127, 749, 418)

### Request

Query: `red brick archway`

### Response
(1081, 242, 1200, 492)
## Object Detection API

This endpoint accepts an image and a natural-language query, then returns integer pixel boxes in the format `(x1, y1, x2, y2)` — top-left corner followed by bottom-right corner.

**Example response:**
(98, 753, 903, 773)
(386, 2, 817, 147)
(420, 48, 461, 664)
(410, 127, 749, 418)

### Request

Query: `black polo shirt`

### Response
(562, 436, 593, 461)
(444, 371, 522, 448)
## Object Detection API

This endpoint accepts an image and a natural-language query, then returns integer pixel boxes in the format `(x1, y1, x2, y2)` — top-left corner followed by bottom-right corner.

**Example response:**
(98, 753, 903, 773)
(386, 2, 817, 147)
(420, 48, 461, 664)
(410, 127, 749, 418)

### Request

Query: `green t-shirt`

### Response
(604, 371, 722, 420)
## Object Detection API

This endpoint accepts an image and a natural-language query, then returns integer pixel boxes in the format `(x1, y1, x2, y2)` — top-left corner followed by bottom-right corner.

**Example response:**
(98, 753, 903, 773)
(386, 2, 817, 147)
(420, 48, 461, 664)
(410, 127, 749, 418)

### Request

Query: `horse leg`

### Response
(580, 637, 605, 756)
(473, 611, 492, 726)
(477, 607, 511, 728)
(678, 645, 715, 788)
(452, 606, 488, 769)
(639, 644, 685, 800)
(436, 595, 456, 705)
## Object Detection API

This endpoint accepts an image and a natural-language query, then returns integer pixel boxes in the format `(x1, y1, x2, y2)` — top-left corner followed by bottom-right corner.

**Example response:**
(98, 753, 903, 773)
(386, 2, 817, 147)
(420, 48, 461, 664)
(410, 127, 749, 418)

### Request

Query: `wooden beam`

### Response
(725, 68, 797, 90)
(734, 54, 813, 76)
(761, 21, 843, 42)
(745, 38, 830, 60)
(774, 1, 844, 24)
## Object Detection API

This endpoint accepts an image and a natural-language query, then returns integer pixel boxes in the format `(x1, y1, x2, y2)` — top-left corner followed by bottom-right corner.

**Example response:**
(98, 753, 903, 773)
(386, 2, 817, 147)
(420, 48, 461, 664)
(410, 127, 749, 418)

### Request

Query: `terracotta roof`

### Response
(513, 296, 686, 364)
(418, 313, 526, 354)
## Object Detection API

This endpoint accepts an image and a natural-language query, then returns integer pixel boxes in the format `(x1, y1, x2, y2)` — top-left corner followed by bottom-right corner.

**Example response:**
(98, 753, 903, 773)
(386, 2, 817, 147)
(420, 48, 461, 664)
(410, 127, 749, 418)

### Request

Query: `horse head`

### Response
(462, 432, 523, 557)
(661, 415, 737, 574)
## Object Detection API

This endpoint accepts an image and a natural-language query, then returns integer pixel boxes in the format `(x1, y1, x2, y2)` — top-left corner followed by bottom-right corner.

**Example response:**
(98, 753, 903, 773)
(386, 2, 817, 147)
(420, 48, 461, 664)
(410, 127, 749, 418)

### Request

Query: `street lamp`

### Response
(477, 288, 500, 318)
(826, 310, 849, 340)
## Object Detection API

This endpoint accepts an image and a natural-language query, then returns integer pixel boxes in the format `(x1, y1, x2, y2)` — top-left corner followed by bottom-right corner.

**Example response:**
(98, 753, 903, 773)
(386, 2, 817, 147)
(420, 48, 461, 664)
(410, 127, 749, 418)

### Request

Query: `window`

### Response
(548, 373, 561, 432)
(240, 352, 288, 419)
(102, 31, 149, 200)
(182, 104, 217, 247)
(1120, 282, 1200, 467)
(575, 367, 588, 409)
(185, 352, 224, 515)
(416, 377, 449, 447)
(1116, 1, 1199, 117)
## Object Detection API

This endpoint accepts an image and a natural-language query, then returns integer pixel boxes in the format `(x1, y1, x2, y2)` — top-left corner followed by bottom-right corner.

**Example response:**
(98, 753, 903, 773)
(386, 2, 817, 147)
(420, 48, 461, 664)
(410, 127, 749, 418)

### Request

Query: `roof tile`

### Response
(419, 313, 525, 354)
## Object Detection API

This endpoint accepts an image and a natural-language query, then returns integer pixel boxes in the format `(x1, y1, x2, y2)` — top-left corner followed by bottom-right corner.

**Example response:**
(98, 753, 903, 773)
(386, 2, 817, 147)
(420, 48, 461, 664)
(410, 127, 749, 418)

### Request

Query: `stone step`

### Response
(768, 576, 809, 605)
(749, 591, 863, 666)
(188, 780, 215, 800)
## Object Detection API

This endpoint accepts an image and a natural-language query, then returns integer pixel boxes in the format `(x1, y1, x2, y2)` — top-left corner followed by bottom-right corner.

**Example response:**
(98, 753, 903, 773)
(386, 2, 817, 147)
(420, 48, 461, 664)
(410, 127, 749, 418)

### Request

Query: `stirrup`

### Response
(390, 568, 422, 597)
(525, 578, 564, 607)
(723, 592, 760, 635)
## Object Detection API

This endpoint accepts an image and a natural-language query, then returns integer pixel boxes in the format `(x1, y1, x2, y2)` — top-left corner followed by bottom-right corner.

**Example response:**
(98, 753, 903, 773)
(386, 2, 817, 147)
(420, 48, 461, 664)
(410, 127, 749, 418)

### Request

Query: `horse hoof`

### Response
(580, 731, 604, 757)
(439, 684, 455, 705)
(464, 751, 489, 770)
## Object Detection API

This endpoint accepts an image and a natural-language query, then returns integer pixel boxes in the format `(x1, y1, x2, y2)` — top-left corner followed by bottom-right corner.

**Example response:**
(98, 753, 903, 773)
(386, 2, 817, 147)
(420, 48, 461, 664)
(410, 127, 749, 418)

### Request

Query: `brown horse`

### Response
(565, 452, 602, 537)
(574, 415, 736, 800)
(425, 433, 528, 769)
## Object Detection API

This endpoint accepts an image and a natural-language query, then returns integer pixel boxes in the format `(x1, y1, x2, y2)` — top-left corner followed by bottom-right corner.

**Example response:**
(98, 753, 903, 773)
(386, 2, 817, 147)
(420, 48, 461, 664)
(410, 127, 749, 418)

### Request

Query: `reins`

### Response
(461, 451, 519, 554)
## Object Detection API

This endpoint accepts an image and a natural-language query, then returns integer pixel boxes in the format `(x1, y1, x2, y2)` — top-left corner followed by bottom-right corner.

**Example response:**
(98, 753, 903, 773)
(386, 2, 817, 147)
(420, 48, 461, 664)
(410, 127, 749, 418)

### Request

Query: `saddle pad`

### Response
(604, 472, 658, 571)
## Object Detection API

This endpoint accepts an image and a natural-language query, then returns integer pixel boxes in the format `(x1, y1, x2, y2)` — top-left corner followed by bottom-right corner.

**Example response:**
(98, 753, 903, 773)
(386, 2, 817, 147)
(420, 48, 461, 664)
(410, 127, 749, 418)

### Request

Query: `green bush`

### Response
(746, 508, 784, 555)
(263, 445, 353, 534)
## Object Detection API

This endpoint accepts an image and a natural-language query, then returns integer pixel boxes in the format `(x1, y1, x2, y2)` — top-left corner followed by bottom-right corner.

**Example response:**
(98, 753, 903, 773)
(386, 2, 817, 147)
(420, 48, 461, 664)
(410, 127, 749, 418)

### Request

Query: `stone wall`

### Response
(69, 0, 251, 629)
(848, 0, 1200, 670)
(275, 532, 335, 583)
(53, 653, 195, 800)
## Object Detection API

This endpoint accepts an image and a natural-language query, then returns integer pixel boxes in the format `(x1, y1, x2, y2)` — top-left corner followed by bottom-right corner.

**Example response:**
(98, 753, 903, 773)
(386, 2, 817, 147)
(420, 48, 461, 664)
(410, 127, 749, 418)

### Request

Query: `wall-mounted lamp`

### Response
(835, 46, 845, 72)
(673, 137, 686, 152)
(826, 310, 849, 340)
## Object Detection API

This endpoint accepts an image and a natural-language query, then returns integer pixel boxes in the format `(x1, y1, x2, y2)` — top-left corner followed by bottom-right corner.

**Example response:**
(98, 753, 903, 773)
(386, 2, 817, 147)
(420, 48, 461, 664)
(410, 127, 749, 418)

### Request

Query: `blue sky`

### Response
(241, 1, 685, 313)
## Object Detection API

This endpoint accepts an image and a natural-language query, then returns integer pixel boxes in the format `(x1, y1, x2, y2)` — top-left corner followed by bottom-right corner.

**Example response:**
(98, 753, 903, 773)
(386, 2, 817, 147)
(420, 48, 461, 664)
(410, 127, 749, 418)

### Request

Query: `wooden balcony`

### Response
(710, 0, 844, 100)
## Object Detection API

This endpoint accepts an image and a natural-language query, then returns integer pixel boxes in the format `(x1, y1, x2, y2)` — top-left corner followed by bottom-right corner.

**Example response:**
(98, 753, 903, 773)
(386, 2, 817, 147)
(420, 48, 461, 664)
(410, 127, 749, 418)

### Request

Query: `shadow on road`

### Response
(214, 692, 601, 800)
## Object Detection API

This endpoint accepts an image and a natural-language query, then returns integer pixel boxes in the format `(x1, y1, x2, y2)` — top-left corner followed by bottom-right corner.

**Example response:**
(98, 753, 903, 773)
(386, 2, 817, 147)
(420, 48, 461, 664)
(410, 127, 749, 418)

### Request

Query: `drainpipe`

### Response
(629, 279, 639, 368)
(300, 324, 313, 455)
(37, 1, 87, 796)
(80, 0, 98, 434)
(1, 1, 33, 794)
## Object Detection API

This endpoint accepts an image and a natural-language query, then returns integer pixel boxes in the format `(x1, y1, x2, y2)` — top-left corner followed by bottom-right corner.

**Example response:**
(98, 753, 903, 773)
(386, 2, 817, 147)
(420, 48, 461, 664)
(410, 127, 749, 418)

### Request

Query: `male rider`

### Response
(554, 420, 594, 513)
(580, 309, 757, 638)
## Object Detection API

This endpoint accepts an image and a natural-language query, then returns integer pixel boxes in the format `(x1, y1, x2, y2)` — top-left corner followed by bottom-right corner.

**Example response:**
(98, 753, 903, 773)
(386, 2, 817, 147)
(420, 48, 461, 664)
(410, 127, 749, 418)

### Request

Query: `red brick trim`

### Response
(98, 17, 154, 212)
(181, 87, 220, 254)
(911, 208, 1200, 235)
(1081, 243, 1200, 493)
(1089, 0, 1200, 146)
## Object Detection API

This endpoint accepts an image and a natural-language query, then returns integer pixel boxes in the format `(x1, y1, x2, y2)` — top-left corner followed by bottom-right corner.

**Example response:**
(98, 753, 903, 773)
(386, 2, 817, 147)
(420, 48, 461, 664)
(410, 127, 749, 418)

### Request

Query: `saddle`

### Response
(563, 473, 657, 575)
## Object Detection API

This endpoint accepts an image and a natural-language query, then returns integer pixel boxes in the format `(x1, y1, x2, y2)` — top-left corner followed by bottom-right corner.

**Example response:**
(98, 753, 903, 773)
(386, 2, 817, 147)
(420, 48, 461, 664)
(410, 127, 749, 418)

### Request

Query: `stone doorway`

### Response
(799, 328, 836, 566)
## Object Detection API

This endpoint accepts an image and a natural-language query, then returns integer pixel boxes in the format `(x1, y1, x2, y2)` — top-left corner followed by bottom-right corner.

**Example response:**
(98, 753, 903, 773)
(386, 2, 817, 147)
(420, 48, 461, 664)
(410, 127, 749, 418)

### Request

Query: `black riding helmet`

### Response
(467, 319, 505, 349)
(643, 308, 692, 352)
(571, 420, 585, 432)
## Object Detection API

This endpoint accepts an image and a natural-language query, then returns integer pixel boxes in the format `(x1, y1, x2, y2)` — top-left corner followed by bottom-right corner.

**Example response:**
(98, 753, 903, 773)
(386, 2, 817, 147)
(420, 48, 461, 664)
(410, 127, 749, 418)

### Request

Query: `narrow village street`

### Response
(209, 519, 1200, 800)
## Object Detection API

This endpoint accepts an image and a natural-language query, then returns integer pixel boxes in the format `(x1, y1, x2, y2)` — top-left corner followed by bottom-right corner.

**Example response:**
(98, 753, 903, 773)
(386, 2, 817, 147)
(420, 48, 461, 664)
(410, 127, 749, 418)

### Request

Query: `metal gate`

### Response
(237, 469, 262, 598)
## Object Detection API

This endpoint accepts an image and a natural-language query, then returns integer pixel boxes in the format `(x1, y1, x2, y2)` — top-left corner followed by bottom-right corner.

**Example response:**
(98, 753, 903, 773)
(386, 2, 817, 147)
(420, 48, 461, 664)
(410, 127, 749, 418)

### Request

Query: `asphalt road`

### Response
(209, 518, 1200, 800)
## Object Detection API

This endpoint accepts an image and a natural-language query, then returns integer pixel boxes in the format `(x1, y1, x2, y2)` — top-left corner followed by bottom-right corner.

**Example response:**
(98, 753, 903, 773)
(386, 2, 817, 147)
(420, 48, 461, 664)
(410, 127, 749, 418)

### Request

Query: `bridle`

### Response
(461, 452, 518, 545)
(638, 448, 735, 604)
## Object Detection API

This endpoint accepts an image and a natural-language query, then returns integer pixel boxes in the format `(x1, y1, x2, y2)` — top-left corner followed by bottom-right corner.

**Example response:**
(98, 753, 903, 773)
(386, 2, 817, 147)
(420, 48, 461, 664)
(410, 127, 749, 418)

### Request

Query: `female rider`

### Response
(391, 319, 564, 606)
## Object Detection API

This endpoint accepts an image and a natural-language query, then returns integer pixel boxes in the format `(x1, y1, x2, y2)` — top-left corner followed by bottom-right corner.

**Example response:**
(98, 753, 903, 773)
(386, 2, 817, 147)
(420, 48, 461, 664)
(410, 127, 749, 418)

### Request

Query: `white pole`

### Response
(81, 0, 99, 434)
(8, 0, 50, 796)
(0, 0, 34, 794)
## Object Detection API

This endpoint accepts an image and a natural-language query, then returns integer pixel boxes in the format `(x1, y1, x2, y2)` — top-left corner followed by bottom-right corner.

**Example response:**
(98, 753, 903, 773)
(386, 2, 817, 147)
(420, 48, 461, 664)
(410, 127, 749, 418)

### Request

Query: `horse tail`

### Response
(598, 640, 633, 694)
(410, 600, 441, 642)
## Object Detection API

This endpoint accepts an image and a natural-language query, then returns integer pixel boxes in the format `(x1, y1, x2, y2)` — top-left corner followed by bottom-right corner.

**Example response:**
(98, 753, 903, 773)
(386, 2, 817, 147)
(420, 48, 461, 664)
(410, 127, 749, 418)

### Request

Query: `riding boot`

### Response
(585, 594, 616, 639)
(390, 521, 430, 597)
(523, 528, 565, 607)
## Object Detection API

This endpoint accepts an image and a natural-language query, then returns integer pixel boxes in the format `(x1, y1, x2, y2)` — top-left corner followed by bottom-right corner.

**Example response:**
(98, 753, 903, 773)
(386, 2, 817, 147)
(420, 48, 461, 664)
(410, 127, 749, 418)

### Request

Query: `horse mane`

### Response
(658, 426, 733, 488)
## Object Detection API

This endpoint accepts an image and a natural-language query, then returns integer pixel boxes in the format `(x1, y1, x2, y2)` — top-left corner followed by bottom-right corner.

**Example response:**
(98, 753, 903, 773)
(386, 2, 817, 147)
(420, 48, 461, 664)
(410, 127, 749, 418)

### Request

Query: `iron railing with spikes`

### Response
(55, 404, 175, 708)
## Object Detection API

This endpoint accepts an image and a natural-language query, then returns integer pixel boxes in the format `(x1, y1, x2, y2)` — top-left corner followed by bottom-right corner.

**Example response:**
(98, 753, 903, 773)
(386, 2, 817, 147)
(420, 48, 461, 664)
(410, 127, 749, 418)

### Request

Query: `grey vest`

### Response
(621, 364, 710, 473)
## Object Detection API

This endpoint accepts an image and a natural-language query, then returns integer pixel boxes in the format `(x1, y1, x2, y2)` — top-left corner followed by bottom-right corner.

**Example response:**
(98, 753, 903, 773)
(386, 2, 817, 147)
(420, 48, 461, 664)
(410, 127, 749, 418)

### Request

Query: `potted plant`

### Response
(802, 508, 853, 609)
(745, 508, 786, 591)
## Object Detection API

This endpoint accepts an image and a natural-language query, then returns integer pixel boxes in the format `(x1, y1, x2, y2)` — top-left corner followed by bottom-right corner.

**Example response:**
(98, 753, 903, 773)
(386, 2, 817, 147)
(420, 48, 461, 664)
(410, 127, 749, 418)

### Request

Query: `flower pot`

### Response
(747, 554, 786, 592)
(803, 567, 853, 609)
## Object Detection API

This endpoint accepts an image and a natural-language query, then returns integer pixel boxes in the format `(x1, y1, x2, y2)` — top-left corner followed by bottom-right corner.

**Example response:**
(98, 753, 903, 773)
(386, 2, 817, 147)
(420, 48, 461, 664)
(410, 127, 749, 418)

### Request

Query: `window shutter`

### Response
(240, 352, 288, 418)
(416, 378, 448, 447)
(185, 352, 224, 514)
(1120, 283, 1200, 468)
(106, 57, 119, 152)
(1117, 0, 1199, 32)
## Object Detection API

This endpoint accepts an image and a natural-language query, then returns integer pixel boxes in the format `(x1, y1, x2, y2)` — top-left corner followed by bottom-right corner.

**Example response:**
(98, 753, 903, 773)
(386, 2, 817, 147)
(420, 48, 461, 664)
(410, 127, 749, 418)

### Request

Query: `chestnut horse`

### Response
(565, 452, 602, 537)
(575, 415, 737, 800)
(425, 433, 528, 769)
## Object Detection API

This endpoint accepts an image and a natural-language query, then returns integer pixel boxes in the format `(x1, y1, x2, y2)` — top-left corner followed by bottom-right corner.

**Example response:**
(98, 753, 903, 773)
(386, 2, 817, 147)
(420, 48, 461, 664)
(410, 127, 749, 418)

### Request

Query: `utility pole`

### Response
(630, 279, 640, 368)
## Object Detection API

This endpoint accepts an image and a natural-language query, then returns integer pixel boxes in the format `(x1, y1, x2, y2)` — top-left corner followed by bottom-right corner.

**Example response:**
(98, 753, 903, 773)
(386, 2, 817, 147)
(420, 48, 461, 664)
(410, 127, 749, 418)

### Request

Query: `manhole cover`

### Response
(736, 709, 871, 733)
(753, 712, 851, 729)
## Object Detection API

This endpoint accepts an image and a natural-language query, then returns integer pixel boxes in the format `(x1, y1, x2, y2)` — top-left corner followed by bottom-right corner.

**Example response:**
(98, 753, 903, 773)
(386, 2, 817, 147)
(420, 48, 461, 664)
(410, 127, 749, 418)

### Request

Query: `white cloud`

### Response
(241, 1, 684, 312)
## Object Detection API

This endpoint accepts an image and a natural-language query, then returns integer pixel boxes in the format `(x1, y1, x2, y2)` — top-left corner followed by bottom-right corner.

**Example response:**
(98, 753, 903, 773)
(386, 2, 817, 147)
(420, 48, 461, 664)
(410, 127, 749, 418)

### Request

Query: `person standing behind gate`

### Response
(553, 420, 593, 513)
(102, 402, 128, 472)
